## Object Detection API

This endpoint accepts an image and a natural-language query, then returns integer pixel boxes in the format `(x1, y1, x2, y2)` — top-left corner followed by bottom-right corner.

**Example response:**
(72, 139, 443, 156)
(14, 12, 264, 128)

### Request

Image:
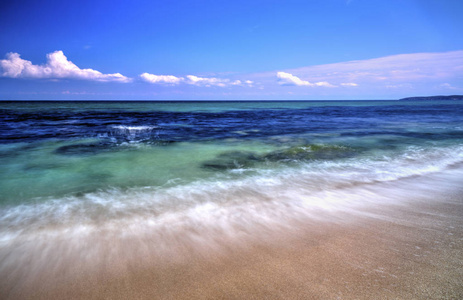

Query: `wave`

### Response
(102, 125, 161, 143)
(1, 144, 463, 282)
(1, 144, 463, 242)
(111, 125, 158, 131)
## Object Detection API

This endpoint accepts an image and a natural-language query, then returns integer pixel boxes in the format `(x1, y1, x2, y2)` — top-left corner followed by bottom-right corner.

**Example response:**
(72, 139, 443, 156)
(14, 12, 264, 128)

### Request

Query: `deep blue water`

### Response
(2, 101, 463, 144)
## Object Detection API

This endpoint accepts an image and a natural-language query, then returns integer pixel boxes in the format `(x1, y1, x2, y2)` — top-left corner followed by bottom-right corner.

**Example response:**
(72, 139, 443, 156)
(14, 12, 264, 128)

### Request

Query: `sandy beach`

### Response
(2, 172, 462, 300)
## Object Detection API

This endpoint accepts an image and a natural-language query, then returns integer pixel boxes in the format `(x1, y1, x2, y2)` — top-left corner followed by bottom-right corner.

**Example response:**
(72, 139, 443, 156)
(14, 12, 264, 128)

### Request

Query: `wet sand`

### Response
(2, 179, 463, 299)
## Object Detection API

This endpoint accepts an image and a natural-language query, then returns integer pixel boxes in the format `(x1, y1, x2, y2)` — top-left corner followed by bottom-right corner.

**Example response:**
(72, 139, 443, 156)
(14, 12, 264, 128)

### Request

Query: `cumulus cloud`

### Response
(140, 73, 254, 87)
(277, 71, 336, 87)
(140, 73, 183, 85)
(277, 72, 311, 86)
(341, 82, 358, 87)
(186, 75, 230, 87)
(186, 75, 249, 87)
(0, 51, 131, 82)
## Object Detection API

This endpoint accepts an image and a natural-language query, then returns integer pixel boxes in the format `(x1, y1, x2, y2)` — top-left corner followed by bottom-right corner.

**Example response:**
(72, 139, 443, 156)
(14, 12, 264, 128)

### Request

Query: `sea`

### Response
(1, 100, 463, 289)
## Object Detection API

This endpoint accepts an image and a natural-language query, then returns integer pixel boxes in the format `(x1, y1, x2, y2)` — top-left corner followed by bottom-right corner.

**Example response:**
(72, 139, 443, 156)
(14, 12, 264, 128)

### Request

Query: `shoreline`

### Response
(2, 172, 463, 299)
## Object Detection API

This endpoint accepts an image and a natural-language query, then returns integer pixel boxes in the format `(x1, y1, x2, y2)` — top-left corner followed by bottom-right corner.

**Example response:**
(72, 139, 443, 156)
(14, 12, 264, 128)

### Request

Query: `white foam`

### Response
(107, 125, 160, 142)
(1, 143, 462, 244)
(111, 125, 158, 131)
(1, 149, 462, 282)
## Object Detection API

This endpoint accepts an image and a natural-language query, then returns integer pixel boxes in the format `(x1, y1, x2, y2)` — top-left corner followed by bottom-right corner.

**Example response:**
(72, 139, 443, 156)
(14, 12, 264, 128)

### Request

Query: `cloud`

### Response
(0, 51, 131, 82)
(281, 50, 463, 84)
(385, 83, 413, 89)
(277, 72, 311, 86)
(277, 71, 336, 87)
(242, 50, 462, 97)
(314, 81, 336, 87)
(140, 73, 254, 87)
(185, 75, 251, 87)
(140, 73, 183, 85)
(440, 83, 458, 90)
(186, 75, 230, 87)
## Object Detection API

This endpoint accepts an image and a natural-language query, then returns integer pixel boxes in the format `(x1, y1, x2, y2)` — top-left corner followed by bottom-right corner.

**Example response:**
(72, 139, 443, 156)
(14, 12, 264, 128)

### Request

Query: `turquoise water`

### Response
(1, 100, 462, 204)
(2, 99, 459, 112)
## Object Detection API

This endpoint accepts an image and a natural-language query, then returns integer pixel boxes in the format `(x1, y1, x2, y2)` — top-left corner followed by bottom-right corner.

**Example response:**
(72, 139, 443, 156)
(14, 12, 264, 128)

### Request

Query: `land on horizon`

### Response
(399, 95, 463, 101)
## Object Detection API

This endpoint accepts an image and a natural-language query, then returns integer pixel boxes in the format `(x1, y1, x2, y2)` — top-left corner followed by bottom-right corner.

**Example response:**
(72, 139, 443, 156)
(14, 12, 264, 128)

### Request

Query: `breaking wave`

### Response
(1, 144, 462, 245)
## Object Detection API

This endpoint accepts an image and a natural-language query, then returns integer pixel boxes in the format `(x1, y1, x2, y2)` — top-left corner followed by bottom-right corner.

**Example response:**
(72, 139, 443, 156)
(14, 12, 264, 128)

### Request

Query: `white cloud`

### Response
(140, 73, 253, 87)
(282, 50, 463, 84)
(440, 83, 457, 90)
(243, 50, 463, 97)
(140, 73, 183, 85)
(277, 71, 311, 86)
(385, 83, 413, 89)
(186, 75, 230, 87)
(314, 81, 336, 87)
(234, 80, 254, 87)
(277, 71, 336, 87)
(0, 51, 131, 82)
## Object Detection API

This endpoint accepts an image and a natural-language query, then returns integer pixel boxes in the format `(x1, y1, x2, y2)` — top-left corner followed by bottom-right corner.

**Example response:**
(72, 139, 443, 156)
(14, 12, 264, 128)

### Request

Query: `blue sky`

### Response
(1, 0, 462, 100)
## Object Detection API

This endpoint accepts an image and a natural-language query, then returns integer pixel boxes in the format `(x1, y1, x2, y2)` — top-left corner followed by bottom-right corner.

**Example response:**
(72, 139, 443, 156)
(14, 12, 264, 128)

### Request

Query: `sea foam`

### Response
(1, 144, 463, 284)
(1, 144, 462, 244)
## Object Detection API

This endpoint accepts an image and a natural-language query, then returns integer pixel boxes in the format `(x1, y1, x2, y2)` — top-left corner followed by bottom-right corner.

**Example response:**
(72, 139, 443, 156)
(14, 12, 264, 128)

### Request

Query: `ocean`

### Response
(1, 100, 463, 298)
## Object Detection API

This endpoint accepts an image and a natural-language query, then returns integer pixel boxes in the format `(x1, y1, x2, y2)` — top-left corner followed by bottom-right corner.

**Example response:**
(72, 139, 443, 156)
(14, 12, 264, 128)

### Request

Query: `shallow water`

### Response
(1, 100, 463, 289)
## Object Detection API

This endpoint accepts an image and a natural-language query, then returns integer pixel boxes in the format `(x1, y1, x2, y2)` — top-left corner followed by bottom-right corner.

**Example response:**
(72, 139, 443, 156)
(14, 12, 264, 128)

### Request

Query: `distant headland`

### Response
(399, 95, 463, 101)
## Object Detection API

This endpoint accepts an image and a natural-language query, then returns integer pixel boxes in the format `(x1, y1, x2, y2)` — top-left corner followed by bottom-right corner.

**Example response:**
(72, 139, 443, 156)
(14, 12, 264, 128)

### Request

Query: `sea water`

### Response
(1, 100, 463, 277)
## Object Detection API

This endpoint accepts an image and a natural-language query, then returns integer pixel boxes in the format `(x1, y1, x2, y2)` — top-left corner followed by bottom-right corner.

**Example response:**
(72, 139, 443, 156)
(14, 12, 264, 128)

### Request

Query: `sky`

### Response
(0, 0, 462, 100)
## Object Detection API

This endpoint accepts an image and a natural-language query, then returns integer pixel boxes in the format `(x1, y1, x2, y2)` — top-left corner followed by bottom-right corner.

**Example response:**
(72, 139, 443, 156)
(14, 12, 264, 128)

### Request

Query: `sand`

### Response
(2, 184, 463, 299)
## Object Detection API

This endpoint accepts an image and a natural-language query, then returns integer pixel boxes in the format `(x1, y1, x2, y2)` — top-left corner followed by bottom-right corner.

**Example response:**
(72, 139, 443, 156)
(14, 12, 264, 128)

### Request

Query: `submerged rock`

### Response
(201, 151, 261, 170)
(54, 143, 112, 156)
(264, 144, 358, 161)
(202, 144, 359, 171)
(55, 139, 177, 156)
(151, 140, 176, 146)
